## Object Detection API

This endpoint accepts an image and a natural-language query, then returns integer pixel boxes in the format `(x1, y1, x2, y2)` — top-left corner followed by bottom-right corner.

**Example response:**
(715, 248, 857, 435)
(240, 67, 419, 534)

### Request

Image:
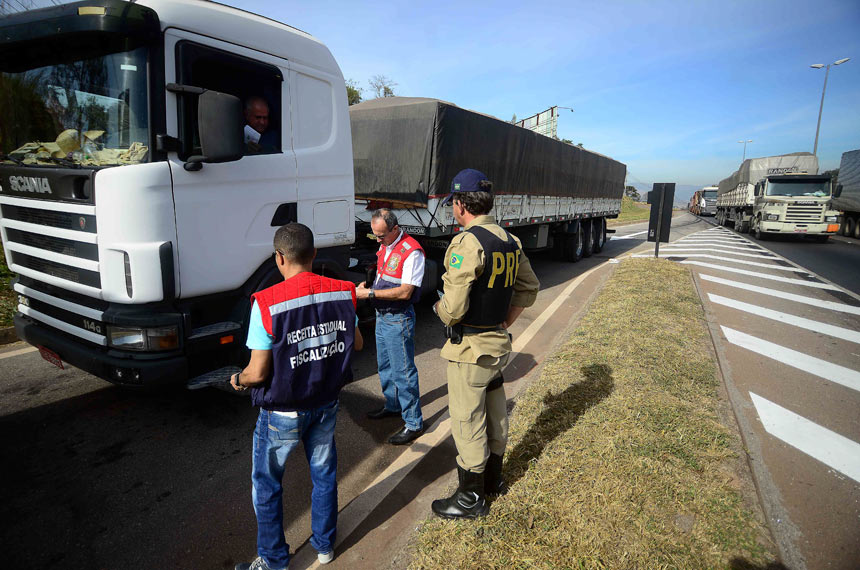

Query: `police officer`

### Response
(232, 223, 362, 570)
(431, 169, 540, 519)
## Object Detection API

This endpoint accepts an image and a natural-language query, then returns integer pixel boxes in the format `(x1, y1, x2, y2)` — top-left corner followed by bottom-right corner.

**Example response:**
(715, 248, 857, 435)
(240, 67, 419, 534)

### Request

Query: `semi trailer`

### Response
(832, 149, 860, 239)
(0, 0, 625, 389)
(715, 152, 840, 240)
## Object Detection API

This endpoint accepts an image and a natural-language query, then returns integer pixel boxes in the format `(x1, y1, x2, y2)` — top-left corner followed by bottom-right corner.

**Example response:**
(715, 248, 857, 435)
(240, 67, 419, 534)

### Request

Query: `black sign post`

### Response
(647, 183, 675, 258)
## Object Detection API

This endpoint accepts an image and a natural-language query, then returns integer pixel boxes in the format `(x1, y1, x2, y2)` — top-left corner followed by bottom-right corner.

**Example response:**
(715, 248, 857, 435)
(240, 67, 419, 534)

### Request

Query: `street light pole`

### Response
(737, 139, 752, 161)
(810, 58, 850, 156)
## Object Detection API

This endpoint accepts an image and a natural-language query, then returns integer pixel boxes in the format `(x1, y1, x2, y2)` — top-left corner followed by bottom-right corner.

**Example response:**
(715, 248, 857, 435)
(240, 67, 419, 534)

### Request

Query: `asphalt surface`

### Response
(0, 220, 665, 569)
(655, 215, 860, 570)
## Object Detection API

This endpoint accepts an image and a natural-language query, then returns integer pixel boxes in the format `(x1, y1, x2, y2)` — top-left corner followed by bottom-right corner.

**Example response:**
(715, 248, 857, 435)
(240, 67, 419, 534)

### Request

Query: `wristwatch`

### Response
(368, 289, 375, 300)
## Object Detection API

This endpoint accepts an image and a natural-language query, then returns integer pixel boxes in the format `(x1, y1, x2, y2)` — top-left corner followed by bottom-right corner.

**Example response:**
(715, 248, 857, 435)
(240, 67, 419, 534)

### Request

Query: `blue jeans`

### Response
(375, 306, 423, 431)
(251, 402, 338, 569)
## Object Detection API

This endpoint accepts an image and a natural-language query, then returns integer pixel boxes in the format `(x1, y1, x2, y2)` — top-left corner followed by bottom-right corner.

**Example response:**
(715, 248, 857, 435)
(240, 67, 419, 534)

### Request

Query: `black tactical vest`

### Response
(461, 225, 520, 327)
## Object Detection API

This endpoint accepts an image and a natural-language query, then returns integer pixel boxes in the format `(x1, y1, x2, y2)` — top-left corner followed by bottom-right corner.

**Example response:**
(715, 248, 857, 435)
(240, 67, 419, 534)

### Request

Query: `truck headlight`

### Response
(766, 214, 779, 221)
(825, 215, 838, 222)
(108, 325, 179, 351)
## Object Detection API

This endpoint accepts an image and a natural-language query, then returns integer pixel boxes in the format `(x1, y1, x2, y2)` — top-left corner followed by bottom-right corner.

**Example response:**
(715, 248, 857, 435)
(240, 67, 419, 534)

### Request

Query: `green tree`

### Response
(345, 79, 362, 106)
(624, 185, 641, 200)
(369, 75, 397, 98)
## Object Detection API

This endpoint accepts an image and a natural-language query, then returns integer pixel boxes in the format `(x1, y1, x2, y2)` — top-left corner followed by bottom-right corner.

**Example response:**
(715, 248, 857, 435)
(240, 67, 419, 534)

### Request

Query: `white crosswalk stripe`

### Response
(635, 253, 806, 272)
(668, 242, 768, 251)
(709, 294, 860, 344)
(750, 393, 860, 483)
(721, 326, 860, 393)
(659, 248, 778, 258)
(699, 274, 860, 316)
(679, 261, 838, 289)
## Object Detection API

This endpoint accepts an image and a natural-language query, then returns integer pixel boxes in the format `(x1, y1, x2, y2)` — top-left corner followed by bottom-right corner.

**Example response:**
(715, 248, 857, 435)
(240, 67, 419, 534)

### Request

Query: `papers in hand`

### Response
(244, 124, 262, 145)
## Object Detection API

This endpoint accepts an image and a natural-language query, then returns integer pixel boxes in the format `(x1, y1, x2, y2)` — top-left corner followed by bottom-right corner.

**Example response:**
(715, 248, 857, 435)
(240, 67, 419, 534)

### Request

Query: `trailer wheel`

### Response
(739, 218, 750, 234)
(854, 216, 860, 239)
(563, 225, 584, 262)
(582, 219, 594, 257)
(593, 218, 606, 253)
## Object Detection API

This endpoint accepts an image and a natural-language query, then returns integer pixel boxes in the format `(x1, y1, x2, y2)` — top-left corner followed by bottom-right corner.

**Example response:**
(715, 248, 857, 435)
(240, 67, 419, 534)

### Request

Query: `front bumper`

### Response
(760, 221, 839, 234)
(15, 313, 188, 387)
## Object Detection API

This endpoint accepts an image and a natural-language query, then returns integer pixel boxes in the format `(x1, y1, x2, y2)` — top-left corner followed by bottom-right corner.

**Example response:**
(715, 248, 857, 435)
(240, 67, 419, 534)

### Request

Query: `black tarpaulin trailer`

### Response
(350, 97, 626, 208)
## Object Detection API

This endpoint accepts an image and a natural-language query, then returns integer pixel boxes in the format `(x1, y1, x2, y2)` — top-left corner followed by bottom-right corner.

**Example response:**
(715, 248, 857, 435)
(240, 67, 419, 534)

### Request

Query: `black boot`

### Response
(484, 453, 508, 496)
(431, 466, 489, 519)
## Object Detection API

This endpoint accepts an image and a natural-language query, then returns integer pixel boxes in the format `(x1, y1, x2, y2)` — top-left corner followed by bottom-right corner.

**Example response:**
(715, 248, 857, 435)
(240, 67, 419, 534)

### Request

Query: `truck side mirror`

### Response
(184, 90, 244, 171)
(834, 184, 843, 198)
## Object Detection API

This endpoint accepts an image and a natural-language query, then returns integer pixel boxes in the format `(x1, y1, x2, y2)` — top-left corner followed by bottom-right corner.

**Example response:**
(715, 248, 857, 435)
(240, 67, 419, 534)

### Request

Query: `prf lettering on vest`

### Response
(487, 251, 519, 288)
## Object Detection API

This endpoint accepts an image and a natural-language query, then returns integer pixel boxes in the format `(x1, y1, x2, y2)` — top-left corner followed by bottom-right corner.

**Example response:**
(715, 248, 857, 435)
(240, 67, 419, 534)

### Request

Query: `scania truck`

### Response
(689, 186, 717, 216)
(0, 0, 625, 389)
(715, 152, 840, 241)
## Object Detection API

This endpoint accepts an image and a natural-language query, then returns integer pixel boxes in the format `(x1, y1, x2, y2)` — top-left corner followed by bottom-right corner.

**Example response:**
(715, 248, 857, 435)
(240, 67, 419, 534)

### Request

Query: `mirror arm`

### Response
(183, 156, 206, 171)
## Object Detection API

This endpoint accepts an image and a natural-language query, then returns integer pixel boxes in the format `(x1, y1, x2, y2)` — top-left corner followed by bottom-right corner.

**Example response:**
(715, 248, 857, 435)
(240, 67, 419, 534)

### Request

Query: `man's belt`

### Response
(445, 323, 504, 344)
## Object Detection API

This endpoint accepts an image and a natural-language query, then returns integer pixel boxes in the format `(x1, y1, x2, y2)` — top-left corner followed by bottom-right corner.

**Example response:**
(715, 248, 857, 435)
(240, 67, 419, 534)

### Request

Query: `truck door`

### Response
(164, 30, 297, 298)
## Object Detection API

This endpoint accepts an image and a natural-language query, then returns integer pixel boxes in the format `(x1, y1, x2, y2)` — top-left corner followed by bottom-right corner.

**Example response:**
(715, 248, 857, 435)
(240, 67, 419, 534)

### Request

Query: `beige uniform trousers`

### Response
(447, 352, 510, 473)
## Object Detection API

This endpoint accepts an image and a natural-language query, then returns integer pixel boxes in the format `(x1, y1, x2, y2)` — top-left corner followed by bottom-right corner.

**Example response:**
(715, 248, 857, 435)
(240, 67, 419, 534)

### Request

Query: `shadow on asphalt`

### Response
(502, 363, 614, 492)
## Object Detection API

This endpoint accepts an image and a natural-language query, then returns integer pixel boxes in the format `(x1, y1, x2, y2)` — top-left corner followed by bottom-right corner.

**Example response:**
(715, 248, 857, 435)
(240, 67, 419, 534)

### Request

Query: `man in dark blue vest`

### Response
(232, 223, 363, 570)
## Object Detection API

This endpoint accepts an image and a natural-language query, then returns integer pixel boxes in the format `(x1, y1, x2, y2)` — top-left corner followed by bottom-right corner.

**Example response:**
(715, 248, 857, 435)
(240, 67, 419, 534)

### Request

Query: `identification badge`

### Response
(386, 253, 401, 272)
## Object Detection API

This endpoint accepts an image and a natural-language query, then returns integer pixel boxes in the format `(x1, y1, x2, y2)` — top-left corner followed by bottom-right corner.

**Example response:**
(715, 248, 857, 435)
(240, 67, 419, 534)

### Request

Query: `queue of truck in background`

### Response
(0, 0, 626, 389)
(713, 152, 840, 241)
(832, 149, 860, 239)
(688, 186, 717, 216)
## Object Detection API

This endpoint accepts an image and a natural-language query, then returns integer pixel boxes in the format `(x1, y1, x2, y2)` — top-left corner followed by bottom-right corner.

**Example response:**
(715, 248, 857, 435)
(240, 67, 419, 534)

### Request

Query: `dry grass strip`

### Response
(408, 258, 777, 570)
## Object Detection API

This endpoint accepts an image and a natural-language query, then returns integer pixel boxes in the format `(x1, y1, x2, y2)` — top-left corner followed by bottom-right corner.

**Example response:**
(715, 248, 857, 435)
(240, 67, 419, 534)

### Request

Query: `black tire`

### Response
(854, 216, 860, 239)
(563, 225, 584, 262)
(582, 220, 594, 257)
(739, 219, 750, 233)
(753, 217, 767, 240)
(593, 218, 606, 253)
(842, 216, 854, 237)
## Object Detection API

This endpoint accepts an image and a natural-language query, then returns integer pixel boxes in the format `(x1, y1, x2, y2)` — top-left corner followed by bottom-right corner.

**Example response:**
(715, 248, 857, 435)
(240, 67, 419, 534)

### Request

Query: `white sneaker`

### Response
(317, 551, 334, 564)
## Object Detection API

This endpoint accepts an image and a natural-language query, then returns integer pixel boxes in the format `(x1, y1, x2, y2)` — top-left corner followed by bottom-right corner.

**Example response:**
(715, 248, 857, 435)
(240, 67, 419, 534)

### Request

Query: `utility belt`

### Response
(444, 323, 504, 345)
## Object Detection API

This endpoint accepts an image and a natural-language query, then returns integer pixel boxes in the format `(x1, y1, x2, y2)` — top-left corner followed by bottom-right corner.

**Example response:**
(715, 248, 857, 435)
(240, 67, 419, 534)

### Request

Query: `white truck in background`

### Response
(0, 0, 625, 389)
(715, 152, 840, 241)
(832, 149, 860, 239)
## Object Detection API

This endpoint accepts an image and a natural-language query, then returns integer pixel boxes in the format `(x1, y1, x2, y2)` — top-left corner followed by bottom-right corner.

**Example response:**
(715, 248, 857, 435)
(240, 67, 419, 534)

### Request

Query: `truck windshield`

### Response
(766, 180, 830, 197)
(0, 46, 149, 168)
(703, 190, 717, 198)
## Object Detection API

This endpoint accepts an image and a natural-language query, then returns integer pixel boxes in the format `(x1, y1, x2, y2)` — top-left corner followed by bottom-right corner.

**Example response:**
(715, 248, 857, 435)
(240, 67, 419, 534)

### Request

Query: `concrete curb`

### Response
(0, 326, 18, 346)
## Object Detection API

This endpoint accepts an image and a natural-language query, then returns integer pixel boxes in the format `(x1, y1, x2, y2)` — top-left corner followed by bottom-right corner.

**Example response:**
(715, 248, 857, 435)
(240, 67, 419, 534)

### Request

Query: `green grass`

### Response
(0, 243, 14, 327)
(407, 258, 777, 569)
(609, 195, 651, 227)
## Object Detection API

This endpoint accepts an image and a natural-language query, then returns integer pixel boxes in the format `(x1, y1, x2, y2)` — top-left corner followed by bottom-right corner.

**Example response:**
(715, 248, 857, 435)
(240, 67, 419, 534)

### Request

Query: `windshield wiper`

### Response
(0, 153, 24, 166)
(44, 156, 82, 169)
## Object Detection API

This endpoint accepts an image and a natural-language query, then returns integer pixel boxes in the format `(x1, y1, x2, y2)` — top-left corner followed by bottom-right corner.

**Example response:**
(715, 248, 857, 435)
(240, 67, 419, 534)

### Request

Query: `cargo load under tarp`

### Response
(833, 149, 860, 213)
(717, 152, 819, 196)
(350, 97, 626, 207)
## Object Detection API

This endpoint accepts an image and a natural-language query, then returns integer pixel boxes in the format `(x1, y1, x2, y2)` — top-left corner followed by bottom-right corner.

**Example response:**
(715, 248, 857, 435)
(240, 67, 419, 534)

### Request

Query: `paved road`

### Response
(652, 217, 860, 570)
(0, 219, 681, 569)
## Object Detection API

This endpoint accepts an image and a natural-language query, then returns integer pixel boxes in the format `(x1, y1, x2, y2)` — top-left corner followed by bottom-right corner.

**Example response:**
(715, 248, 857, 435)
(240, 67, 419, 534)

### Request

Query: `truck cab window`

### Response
(175, 41, 283, 159)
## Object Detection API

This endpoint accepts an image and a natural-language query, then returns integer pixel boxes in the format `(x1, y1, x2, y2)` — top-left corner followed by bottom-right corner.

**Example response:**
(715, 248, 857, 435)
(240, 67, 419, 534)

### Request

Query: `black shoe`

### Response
(367, 407, 401, 420)
(431, 466, 489, 519)
(484, 452, 509, 496)
(388, 425, 424, 445)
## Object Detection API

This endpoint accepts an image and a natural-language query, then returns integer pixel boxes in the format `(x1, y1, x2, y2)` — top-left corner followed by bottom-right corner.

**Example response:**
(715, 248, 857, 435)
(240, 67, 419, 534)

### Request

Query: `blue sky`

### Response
(236, 0, 860, 188)
(18, 0, 859, 188)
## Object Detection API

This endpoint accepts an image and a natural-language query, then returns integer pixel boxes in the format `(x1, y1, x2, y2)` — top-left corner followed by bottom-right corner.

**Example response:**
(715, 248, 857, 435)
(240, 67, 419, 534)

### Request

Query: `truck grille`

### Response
(785, 205, 824, 223)
(1, 195, 105, 345)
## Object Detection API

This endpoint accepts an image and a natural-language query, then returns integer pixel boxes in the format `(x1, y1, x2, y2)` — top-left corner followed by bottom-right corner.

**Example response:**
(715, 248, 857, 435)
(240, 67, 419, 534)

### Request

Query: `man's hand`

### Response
(231, 372, 246, 392)
(356, 282, 370, 300)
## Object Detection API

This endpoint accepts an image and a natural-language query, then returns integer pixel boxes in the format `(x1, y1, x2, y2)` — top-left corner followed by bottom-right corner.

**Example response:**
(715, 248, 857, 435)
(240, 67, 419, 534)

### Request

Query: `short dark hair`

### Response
(273, 223, 314, 264)
(454, 191, 494, 216)
(371, 208, 398, 231)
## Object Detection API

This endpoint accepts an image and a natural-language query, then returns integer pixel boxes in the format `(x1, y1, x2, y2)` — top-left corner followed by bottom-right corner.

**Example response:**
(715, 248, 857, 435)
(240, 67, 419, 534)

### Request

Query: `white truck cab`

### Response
(0, 0, 354, 386)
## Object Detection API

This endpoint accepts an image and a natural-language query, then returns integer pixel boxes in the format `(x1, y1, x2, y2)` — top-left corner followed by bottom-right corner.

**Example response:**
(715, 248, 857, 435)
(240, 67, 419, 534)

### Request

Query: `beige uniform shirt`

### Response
(436, 215, 540, 363)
